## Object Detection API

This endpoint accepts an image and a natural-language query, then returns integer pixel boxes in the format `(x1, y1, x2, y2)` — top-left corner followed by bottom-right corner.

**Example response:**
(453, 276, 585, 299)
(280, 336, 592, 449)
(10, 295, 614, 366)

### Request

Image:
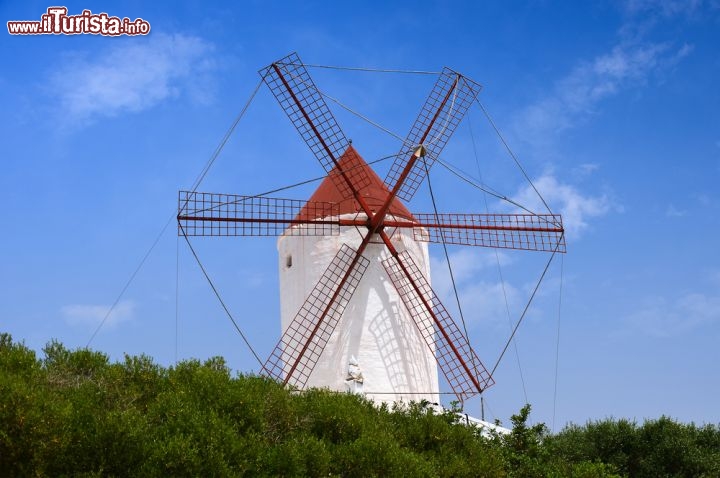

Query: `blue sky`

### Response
(2, 0, 719, 429)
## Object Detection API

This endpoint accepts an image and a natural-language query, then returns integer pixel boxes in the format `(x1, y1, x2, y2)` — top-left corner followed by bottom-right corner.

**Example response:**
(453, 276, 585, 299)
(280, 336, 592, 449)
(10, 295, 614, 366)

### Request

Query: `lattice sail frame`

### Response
(383, 251, 495, 400)
(178, 191, 340, 237)
(385, 69, 482, 202)
(412, 213, 566, 252)
(179, 193, 566, 253)
(259, 52, 370, 199)
(262, 244, 370, 389)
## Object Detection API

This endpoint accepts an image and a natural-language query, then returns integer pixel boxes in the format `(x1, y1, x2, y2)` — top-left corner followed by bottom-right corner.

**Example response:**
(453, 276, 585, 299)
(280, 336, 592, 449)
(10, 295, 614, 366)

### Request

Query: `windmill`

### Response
(177, 52, 566, 405)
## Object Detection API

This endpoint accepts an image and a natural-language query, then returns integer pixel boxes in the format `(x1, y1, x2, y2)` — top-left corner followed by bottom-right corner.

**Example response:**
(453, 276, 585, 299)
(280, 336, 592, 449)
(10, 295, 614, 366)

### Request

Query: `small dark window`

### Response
(286, 255, 292, 268)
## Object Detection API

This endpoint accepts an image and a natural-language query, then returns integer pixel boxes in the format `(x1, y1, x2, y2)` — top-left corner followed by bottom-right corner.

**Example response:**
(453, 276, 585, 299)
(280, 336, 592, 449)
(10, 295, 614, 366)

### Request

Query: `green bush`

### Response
(1, 333, 718, 477)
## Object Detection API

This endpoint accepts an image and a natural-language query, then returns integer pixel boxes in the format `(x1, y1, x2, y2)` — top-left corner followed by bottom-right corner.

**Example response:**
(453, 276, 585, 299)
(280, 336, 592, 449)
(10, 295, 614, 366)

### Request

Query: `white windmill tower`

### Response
(277, 145, 439, 404)
(177, 52, 566, 406)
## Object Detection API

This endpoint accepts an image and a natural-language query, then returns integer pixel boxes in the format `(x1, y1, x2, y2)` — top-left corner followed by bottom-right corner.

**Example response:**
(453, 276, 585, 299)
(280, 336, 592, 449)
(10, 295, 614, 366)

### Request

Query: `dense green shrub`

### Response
(549, 415, 720, 477)
(1, 333, 718, 477)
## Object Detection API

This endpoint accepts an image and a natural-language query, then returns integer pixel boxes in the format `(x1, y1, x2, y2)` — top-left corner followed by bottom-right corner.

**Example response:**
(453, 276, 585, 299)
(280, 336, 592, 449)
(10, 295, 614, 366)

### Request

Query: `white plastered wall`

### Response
(277, 213, 440, 405)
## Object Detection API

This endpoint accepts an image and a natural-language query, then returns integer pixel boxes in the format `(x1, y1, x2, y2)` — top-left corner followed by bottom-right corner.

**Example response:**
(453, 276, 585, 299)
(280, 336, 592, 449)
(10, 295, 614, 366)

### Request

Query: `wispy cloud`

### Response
(430, 248, 513, 297)
(665, 204, 687, 217)
(430, 249, 519, 327)
(622, 0, 705, 18)
(512, 0, 698, 147)
(515, 42, 692, 146)
(455, 280, 521, 327)
(49, 33, 215, 125)
(572, 163, 600, 178)
(626, 292, 720, 337)
(511, 173, 616, 238)
(62, 300, 135, 328)
(499, 5, 695, 240)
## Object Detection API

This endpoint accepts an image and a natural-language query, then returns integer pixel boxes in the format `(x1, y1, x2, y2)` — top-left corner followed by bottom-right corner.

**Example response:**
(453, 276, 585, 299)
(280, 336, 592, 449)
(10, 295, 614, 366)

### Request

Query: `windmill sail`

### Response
(262, 244, 370, 389)
(259, 52, 370, 199)
(178, 191, 340, 237)
(383, 251, 494, 401)
(384, 69, 482, 202)
(411, 213, 566, 252)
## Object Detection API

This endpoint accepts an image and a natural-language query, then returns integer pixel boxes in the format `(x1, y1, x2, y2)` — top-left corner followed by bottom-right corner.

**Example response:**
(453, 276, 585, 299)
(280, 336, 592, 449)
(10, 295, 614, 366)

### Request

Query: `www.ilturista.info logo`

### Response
(7, 7, 150, 36)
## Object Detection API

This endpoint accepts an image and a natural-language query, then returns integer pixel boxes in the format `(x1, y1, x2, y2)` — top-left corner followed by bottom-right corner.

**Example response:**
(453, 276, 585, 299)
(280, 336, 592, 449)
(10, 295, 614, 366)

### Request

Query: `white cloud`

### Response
(429, 249, 519, 328)
(626, 293, 720, 337)
(511, 174, 615, 238)
(623, 0, 704, 17)
(62, 300, 135, 328)
(500, 4, 693, 239)
(573, 163, 600, 177)
(430, 249, 512, 297)
(666, 204, 687, 217)
(50, 33, 215, 124)
(457, 280, 521, 328)
(516, 42, 691, 145)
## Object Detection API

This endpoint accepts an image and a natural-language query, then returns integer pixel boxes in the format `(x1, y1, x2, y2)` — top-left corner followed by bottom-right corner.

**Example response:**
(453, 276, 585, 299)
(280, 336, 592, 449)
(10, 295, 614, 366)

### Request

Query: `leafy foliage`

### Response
(1, 333, 718, 477)
(549, 415, 720, 477)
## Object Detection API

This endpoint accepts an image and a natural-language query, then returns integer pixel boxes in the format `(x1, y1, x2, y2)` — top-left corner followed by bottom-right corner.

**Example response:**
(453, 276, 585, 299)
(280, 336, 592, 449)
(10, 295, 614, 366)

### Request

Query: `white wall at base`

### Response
(426, 404, 511, 436)
(277, 214, 439, 405)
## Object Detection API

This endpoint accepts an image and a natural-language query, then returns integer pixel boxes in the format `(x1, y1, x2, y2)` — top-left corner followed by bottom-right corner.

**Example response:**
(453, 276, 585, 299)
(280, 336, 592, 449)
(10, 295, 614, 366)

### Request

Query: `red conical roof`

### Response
(295, 146, 414, 222)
